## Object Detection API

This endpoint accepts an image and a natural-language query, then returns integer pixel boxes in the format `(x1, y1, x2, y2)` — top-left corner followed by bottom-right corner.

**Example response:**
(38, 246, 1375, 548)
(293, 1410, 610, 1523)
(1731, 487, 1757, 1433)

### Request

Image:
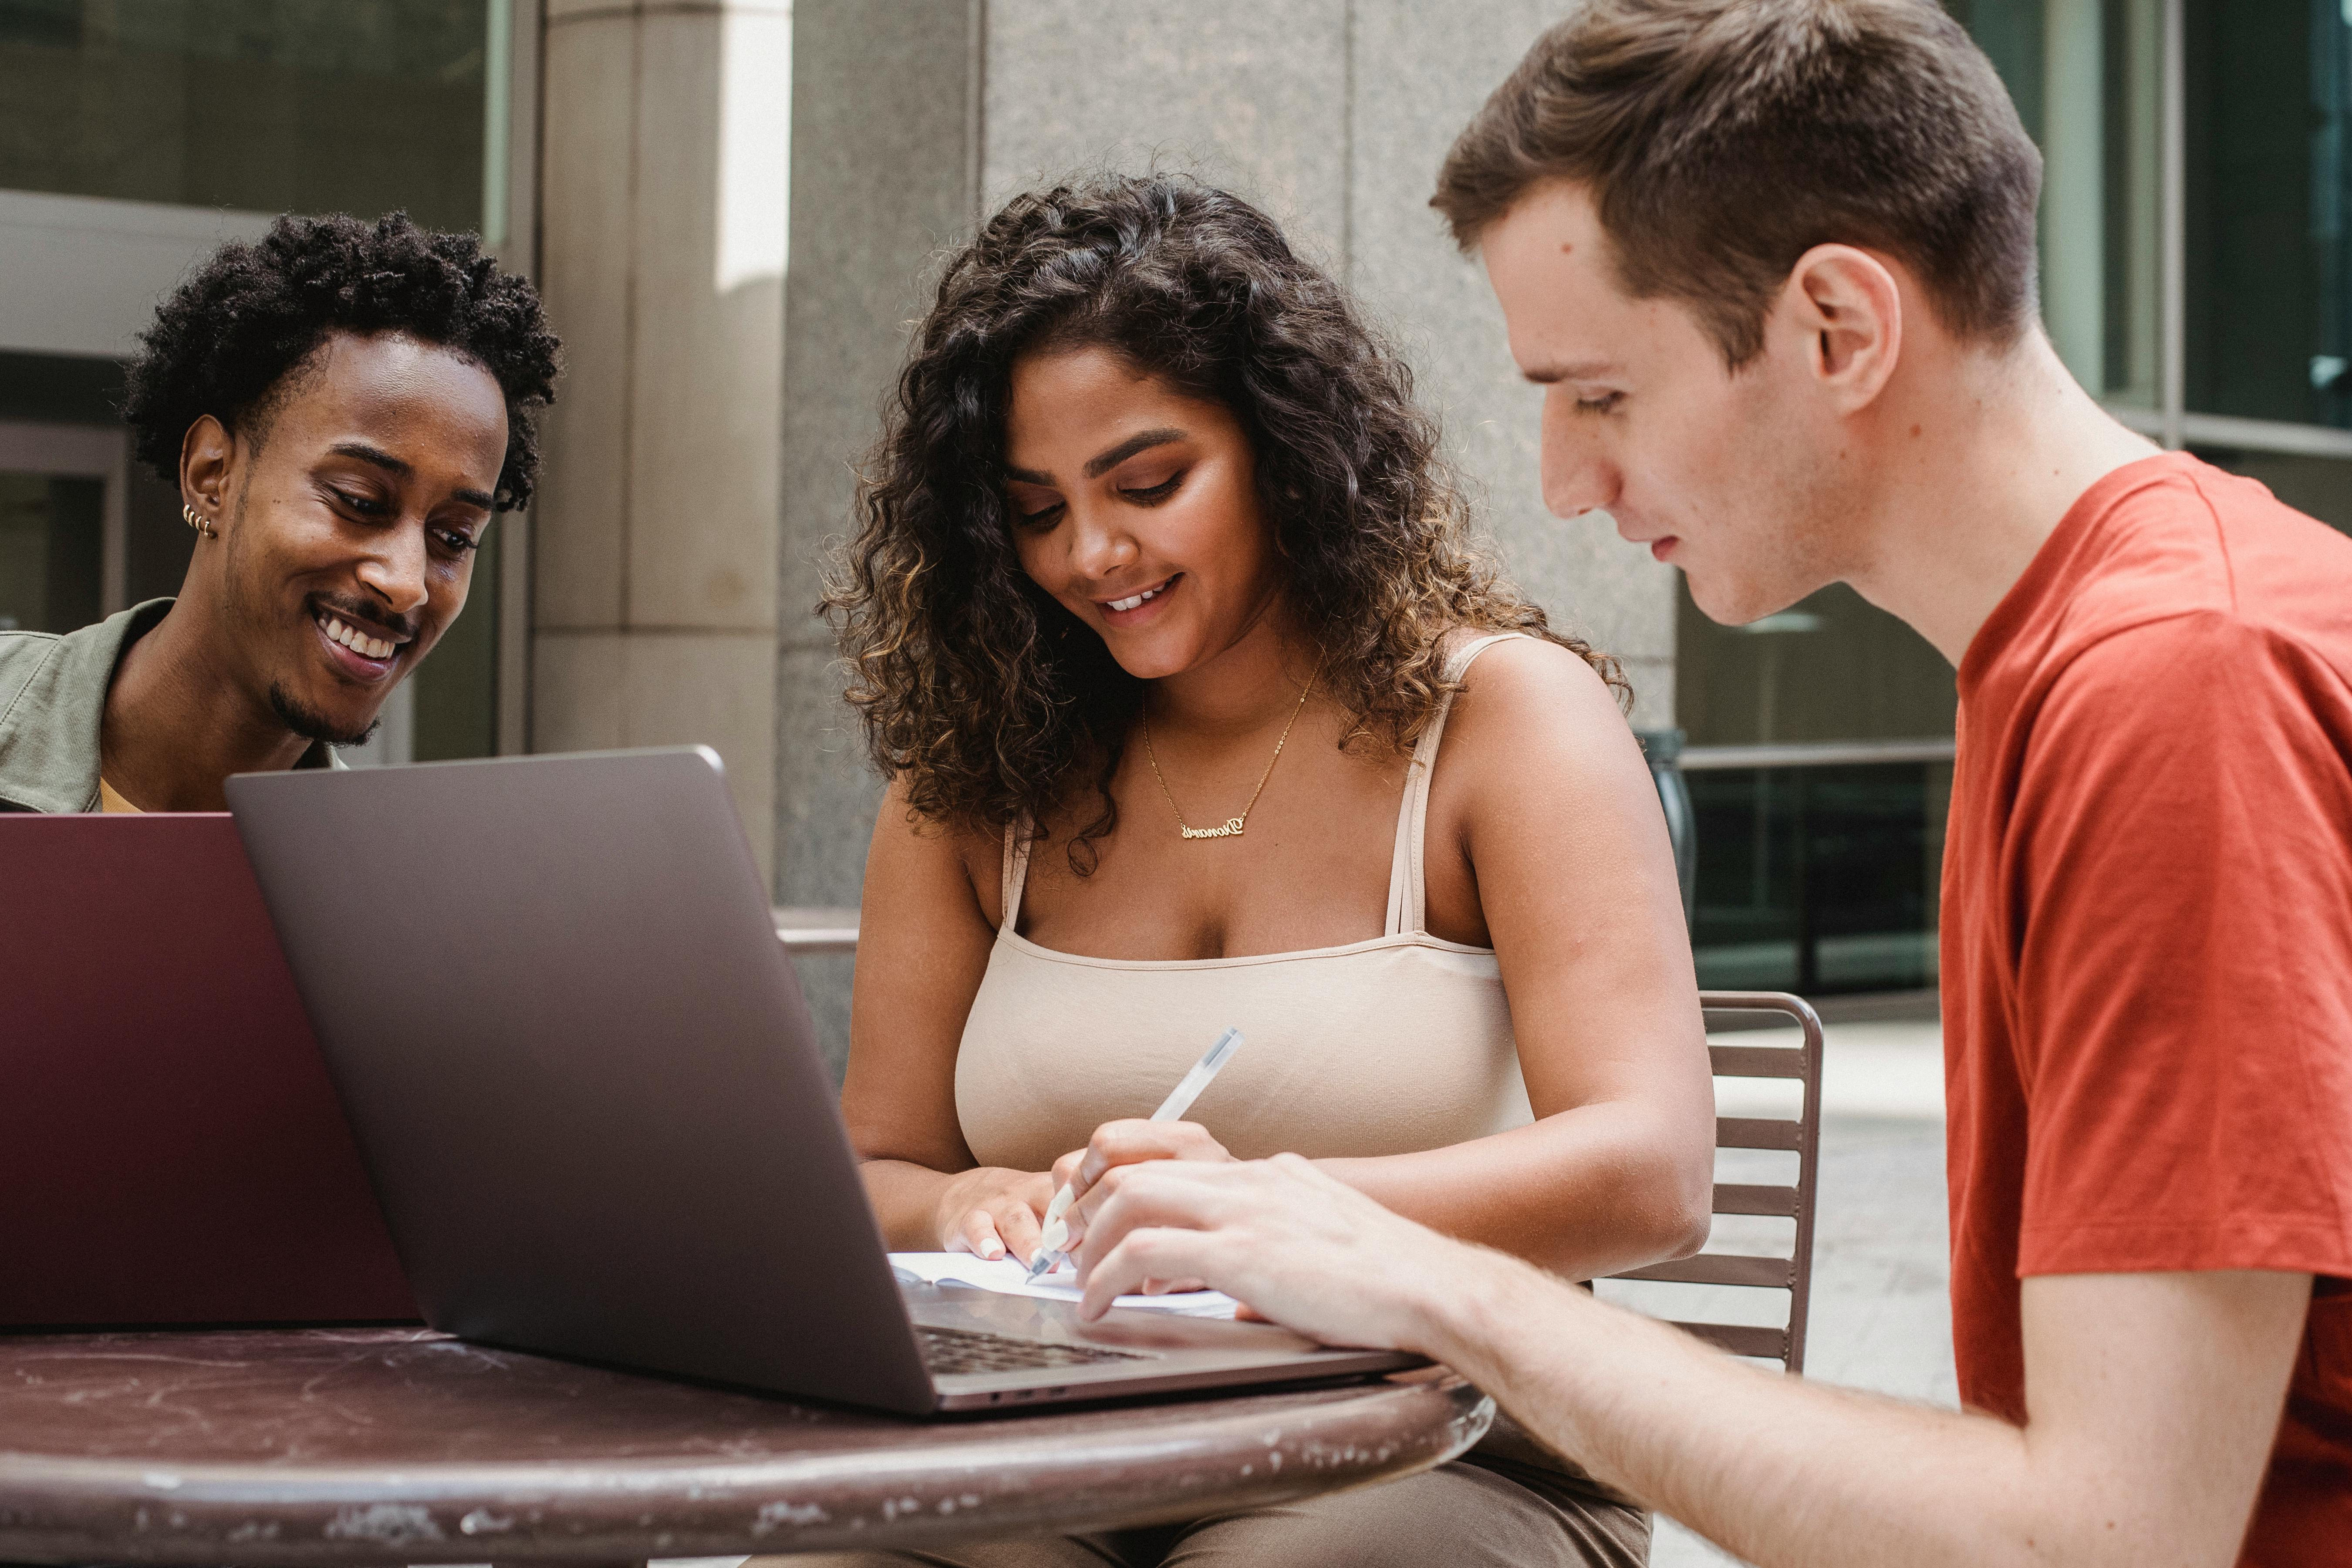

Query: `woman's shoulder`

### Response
(1418, 630, 1652, 846)
(1442, 627, 1621, 711)
(873, 772, 1010, 868)
(1428, 628, 1637, 773)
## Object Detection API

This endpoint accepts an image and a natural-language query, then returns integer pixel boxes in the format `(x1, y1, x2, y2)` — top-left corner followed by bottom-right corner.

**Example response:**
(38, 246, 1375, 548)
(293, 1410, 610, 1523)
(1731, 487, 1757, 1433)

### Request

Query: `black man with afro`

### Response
(0, 211, 560, 813)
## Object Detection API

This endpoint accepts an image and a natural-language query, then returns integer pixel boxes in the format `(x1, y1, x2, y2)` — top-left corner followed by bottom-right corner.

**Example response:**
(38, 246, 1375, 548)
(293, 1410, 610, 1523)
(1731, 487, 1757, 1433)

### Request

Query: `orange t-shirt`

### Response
(1944, 452, 2352, 1562)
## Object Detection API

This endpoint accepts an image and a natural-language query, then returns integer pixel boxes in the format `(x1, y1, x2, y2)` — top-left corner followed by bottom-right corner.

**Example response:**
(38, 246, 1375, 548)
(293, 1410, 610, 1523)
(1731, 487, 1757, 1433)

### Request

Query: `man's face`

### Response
(201, 331, 508, 744)
(1481, 181, 1853, 626)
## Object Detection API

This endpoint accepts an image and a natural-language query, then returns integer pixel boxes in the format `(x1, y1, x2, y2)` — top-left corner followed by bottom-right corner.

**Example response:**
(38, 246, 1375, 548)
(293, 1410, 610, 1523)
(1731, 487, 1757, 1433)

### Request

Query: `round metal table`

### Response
(0, 1328, 1492, 1565)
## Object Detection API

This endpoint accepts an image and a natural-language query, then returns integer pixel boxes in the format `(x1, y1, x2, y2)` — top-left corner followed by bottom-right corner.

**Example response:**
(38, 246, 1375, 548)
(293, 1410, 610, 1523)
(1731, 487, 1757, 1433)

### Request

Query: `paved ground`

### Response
(1642, 1017, 1955, 1567)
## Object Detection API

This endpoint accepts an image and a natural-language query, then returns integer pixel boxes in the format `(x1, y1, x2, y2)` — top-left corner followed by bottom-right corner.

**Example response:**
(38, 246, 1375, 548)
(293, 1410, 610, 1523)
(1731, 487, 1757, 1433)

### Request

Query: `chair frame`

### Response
(1608, 990, 1825, 1372)
(777, 915, 1827, 1372)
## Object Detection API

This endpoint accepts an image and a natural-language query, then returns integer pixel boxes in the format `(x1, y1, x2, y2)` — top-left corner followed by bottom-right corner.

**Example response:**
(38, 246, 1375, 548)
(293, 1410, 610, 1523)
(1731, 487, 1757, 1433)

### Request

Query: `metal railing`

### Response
(1680, 738, 1956, 772)
(773, 907, 860, 954)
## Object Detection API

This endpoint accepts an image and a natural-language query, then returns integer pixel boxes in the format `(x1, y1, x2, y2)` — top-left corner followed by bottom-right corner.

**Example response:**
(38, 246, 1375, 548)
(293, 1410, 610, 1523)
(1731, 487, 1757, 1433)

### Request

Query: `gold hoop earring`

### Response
(183, 504, 217, 540)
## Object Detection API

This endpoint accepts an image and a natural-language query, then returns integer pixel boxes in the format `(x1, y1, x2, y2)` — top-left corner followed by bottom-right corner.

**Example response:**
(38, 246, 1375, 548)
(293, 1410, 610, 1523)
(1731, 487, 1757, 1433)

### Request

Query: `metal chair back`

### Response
(1606, 989, 1825, 1372)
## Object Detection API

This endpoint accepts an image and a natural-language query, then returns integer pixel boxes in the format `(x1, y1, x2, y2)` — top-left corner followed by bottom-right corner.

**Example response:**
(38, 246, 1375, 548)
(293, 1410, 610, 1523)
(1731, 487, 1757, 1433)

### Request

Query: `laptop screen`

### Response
(0, 813, 415, 1328)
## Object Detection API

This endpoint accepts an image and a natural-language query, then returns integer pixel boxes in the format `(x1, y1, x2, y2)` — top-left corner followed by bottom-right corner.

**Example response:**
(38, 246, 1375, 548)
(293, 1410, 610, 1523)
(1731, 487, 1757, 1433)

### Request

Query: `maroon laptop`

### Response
(0, 813, 417, 1327)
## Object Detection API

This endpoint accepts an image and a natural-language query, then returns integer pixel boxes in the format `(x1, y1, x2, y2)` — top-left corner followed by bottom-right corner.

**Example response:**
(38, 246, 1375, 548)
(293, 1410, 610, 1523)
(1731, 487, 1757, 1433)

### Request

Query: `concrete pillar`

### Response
(534, 0, 791, 876)
(776, 0, 980, 1070)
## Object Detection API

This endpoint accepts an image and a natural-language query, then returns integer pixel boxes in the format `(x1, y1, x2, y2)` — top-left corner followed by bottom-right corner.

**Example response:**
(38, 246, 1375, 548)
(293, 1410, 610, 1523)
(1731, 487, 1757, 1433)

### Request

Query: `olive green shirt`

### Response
(0, 599, 340, 813)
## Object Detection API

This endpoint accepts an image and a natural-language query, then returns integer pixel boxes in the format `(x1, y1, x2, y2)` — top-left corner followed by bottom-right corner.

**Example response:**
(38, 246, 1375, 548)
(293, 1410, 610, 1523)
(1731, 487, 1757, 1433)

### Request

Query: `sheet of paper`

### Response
(889, 1251, 1239, 1319)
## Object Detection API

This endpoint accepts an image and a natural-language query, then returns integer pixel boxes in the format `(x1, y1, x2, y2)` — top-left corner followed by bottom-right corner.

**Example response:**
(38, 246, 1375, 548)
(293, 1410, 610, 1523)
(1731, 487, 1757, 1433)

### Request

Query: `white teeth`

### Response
(320, 614, 395, 660)
(1107, 583, 1166, 613)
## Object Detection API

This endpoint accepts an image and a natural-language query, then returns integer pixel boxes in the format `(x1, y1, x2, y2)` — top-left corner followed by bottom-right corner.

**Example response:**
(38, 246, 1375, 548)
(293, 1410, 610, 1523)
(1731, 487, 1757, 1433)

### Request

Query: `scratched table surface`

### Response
(0, 1327, 1491, 1566)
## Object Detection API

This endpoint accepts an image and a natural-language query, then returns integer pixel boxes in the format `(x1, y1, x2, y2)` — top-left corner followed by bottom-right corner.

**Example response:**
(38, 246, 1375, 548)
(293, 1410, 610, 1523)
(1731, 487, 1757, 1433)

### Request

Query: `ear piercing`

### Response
(183, 504, 217, 540)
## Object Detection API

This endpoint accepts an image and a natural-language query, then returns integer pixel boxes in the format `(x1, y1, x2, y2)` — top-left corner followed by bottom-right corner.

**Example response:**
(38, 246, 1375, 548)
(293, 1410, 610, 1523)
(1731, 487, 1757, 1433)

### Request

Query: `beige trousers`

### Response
(763, 1455, 1649, 1568)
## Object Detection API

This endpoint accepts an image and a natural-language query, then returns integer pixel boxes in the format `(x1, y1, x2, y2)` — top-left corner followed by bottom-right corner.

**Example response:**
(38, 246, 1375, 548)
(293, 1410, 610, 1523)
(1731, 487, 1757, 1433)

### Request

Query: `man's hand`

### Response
(1071, 1152, 1482, 1343)
(1045, 1119, 1235, 1292)
(1069, 1152, 2312, 1568)
(1048, 1119, 1236, 1292)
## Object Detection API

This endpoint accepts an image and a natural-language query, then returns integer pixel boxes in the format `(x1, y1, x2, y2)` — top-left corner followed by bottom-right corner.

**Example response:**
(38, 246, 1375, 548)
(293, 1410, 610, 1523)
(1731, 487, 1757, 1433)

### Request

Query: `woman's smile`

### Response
(1096, 573, 1182, 623)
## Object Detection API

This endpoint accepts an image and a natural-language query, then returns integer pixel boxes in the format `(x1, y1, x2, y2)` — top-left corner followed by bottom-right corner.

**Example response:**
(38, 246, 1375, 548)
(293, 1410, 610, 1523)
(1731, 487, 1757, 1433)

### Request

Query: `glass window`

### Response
(1675, 579, 1957, 995)
(2183, 0, 2352, 427)
(1689, 761, 1950, 995)
(0, 1, 490, 233)
(1675, 581, 1957, 747)
(0, 471, 102, 633)
(1950, 0, 2164, 407)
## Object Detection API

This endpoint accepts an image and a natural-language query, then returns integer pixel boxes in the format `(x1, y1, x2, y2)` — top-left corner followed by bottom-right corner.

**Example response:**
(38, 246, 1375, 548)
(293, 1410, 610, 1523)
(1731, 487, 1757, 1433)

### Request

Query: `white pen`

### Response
(1025, 1025, 1245, 1281)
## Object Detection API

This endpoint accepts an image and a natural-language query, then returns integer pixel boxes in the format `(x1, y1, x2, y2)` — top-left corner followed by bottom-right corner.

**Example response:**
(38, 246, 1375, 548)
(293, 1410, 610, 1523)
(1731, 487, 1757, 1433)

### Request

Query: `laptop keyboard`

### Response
(917, 1323, 1149, 1374)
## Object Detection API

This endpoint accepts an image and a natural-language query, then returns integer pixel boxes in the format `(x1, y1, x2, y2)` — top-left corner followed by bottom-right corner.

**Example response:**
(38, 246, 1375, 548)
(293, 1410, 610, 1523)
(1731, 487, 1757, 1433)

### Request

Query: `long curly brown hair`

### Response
(828, 174, 1623, 870)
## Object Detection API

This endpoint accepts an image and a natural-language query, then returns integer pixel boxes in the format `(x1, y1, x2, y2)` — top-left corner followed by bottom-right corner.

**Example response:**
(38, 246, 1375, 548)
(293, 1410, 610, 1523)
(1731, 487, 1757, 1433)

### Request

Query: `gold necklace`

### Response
(1142, 662, 1320, 841)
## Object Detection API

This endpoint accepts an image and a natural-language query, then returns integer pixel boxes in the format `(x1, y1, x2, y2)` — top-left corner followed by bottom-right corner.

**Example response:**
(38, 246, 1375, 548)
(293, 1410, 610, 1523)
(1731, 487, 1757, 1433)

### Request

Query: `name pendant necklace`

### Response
(1142, 660, 1321, 841)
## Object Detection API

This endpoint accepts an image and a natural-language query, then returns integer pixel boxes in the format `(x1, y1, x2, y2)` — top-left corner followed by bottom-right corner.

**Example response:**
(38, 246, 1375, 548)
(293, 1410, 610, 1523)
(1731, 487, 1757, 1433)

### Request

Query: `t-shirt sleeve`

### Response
(2009, 610, 2352, 1279)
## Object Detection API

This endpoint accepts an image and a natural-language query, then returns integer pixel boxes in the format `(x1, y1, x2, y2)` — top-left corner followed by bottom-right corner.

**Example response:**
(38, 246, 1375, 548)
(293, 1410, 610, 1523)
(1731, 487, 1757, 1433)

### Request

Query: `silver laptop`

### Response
(226, 746, 1414, 1415)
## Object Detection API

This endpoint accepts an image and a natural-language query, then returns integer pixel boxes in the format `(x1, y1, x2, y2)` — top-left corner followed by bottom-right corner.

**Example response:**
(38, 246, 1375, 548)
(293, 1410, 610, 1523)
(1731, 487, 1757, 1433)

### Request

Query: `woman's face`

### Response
(1003, 346, 1280, 681)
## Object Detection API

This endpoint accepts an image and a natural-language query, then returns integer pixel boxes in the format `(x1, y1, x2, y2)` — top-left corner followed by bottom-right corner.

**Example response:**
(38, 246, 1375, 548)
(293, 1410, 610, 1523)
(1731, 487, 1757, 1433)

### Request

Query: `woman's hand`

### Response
(935, 1166, 1055, 1263)
(1046, 1120, 1235, 1290)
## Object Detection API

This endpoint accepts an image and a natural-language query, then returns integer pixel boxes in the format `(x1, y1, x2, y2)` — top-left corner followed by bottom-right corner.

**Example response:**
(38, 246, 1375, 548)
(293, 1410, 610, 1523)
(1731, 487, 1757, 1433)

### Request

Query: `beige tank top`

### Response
(955, 634, 1534, 1172)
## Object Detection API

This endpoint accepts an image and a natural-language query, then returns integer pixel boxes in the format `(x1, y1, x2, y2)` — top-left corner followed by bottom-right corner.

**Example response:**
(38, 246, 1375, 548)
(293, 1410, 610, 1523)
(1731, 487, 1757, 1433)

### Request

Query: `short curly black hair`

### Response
(122, 212, 561, 510)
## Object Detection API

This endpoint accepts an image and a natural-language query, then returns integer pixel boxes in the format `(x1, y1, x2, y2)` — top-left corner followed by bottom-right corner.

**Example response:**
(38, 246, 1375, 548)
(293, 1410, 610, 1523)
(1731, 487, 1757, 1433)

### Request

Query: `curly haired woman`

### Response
(803, 175, 1711, 1568)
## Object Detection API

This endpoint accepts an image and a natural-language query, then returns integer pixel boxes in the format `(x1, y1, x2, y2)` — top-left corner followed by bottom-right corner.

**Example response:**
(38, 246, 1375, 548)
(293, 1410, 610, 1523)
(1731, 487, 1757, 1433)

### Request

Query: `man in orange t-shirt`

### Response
(1943, 455, 2352, 1558)
(1038, 5, 2352, 1567)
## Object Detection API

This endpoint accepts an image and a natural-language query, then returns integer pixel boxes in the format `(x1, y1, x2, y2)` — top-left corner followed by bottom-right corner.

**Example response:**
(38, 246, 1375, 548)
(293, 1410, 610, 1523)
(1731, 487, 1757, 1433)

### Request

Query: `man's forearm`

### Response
(1411, 1249, 2100, 1568)
(1316, 1102, 1711, 1280)
(1070, 1157, 2293, 1568)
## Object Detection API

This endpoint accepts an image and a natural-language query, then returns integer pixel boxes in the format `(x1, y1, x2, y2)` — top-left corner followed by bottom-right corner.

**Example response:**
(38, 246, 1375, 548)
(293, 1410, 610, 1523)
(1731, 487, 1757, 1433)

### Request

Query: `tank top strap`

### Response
(1383, 633, 1528, 936)
(999, 816, 1036, 937)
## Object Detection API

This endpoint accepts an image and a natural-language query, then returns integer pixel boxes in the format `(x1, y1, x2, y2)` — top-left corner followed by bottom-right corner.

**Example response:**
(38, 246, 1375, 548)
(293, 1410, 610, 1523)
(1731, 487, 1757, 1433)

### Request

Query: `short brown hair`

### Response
(1434, 0, 2042, 367)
